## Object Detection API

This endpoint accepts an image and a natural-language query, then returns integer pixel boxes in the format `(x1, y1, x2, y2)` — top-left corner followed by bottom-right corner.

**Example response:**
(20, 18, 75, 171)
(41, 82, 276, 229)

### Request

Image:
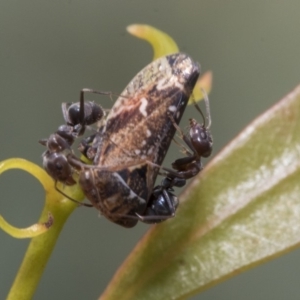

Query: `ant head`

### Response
(42, 152, 76, 185)
(190, 88, 213, 158)
(189, 119, 213, 158)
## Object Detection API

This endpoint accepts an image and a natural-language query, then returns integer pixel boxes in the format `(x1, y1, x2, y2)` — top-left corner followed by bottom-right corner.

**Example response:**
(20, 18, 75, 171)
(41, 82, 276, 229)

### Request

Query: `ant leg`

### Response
(146, 160, 202, 182)
(78, 133, 97, 160)
(168, 112, 199, 157)
(172, 136, 193, 157)
(80, 88, 122, 103)
(79, 88, 130, 122)
(161, 162, 202, 180)
(54, 181, 93, 207)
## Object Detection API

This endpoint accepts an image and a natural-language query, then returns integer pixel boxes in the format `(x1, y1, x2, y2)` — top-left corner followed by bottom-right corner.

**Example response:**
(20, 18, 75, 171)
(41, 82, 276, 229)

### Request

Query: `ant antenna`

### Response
(200, 88, 212, 129)
(191, 88, 212, 129)
(54, 181, 93, 207)
(79, 89, 86, 126)
(193, 99, 206, 127)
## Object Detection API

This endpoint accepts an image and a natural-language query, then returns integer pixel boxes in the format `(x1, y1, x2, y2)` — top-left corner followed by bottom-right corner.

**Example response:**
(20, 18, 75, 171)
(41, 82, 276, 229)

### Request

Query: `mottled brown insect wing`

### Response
(81, 53, 200, 227)
(98, 53, 199, 166)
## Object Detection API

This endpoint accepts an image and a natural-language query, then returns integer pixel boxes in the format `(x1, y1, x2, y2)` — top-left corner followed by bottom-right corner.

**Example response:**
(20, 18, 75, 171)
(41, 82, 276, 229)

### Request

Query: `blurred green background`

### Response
(1, 1, 300, 299)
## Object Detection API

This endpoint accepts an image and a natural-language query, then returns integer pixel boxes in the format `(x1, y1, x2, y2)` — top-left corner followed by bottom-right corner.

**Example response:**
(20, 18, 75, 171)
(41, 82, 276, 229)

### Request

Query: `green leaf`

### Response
(100, 84, 300, 300)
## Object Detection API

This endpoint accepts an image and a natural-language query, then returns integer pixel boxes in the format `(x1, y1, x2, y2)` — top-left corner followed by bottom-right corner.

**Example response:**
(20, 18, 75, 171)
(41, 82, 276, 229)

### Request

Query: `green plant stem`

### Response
(7, 198, 75, 300)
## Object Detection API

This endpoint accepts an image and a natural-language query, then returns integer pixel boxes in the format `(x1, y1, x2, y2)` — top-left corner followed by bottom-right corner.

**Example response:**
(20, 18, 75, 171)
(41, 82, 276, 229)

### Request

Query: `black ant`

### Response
(39, 89, 107, 185)
(137, 90, 213, 223)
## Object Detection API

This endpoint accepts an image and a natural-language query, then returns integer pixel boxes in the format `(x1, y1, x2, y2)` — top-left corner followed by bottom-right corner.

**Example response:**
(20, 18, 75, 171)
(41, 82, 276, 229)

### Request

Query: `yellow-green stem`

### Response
(7, 200, 75, 300)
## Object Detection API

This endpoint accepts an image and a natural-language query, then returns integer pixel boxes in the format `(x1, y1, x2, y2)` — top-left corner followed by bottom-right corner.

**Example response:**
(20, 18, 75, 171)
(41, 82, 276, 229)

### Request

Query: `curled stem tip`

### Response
(0, 212, 53, 238)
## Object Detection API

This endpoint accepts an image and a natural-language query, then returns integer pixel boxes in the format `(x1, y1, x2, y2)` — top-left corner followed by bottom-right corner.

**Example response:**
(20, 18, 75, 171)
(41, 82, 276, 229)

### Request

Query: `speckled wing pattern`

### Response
(99, 54, 199, 163)
(81, 53, 200, 226)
